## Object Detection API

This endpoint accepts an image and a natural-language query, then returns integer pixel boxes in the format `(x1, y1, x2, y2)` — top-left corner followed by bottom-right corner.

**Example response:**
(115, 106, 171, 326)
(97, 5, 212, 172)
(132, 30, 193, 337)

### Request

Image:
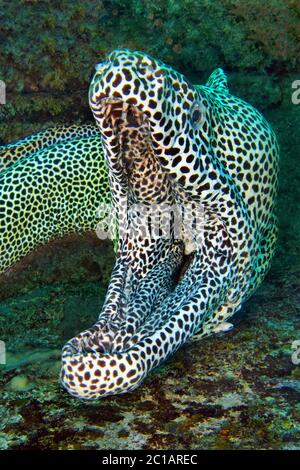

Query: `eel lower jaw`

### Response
(65, 245, 195, 358)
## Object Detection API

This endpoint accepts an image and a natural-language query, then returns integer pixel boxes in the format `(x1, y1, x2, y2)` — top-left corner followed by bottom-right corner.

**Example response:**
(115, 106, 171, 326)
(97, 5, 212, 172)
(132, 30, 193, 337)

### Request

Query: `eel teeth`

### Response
(122, 102, 129, 121)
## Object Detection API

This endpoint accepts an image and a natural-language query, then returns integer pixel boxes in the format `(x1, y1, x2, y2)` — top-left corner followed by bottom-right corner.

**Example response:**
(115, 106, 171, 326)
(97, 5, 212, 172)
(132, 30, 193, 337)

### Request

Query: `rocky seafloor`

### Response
(0, 0, 300, 451)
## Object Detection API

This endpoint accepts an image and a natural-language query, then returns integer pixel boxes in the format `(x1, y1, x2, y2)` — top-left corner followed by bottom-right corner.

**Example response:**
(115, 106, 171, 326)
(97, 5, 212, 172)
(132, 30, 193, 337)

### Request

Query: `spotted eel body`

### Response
(1, 50, 279, 400)
(0, 125, 110, 272)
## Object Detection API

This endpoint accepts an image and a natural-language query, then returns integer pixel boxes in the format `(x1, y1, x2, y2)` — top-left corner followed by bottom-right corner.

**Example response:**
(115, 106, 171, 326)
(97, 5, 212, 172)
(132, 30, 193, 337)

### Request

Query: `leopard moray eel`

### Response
(0, 124, 111, 273)
(58, 49, 279, 399)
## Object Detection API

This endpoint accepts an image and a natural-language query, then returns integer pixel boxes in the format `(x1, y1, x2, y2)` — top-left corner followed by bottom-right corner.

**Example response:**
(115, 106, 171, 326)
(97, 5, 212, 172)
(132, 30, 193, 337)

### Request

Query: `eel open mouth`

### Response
(86, 96, 197, 352)
(99, 98, 151, 176)
(65, 97, 197, 355)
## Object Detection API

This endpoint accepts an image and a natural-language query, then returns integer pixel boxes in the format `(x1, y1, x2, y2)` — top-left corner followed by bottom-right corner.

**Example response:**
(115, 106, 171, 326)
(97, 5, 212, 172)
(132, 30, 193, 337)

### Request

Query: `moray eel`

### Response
(59, 49, 279, 399)
(0, 125, 110, 273)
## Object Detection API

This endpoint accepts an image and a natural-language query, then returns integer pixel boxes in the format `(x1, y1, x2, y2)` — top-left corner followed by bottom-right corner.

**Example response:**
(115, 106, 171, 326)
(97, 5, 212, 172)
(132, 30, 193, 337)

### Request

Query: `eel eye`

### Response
(191, 104, 204, 125)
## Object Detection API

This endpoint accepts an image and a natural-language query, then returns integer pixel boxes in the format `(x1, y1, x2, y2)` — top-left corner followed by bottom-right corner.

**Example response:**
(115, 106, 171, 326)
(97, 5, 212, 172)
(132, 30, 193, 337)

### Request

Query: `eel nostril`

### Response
(107, 50, 119, 62)
(95, 61, 106, 73)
